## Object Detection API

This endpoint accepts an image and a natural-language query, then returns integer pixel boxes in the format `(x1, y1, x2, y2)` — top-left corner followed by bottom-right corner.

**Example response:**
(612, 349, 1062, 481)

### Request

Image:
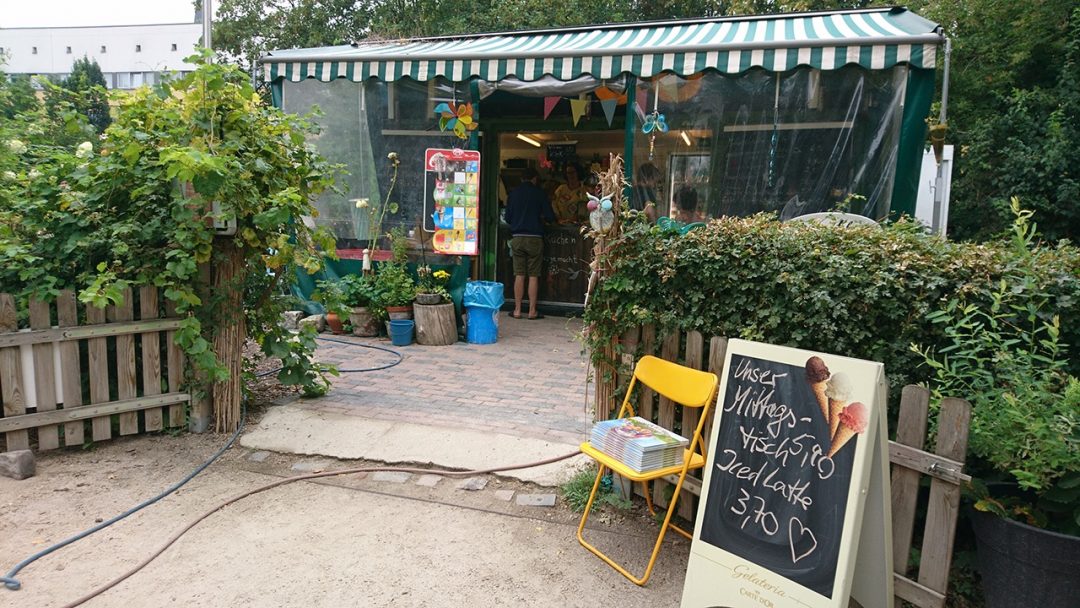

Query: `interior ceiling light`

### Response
(680, 131, 692, 146)
(516, 134, 542, 147)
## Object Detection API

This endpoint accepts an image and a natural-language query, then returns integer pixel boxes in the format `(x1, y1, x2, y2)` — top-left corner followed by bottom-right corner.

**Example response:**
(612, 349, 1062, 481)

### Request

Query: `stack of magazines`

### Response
(590, 417, 689, 473)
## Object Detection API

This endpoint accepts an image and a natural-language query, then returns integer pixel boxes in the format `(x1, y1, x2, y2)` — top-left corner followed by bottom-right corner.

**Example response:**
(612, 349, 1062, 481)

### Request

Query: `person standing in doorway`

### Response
(505, 167, 555, 319)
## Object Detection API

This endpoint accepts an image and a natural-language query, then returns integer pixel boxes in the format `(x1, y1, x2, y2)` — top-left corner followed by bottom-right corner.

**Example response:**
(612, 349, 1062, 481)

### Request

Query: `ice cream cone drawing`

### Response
(825, 371, 853, 439)
(828, 402, 869, 457)
(804, 356, 831, 422)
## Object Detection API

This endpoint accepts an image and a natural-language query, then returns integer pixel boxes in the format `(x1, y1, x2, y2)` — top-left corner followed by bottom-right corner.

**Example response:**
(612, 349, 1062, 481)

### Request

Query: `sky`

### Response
(0, 0, 201, 28)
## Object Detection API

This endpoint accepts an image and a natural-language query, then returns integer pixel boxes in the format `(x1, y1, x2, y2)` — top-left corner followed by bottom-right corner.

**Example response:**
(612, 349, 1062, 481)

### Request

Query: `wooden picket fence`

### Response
(593, 324, 972, 608)
(0, 287, 190, 452)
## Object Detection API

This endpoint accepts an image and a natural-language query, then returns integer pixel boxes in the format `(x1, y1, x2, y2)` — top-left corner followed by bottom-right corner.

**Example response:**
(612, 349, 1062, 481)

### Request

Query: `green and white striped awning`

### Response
(262, 7, 942, 84)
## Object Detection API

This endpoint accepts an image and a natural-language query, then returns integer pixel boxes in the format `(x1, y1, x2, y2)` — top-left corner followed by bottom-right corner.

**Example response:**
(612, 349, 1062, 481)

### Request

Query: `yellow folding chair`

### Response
(576, 355, 718, 586)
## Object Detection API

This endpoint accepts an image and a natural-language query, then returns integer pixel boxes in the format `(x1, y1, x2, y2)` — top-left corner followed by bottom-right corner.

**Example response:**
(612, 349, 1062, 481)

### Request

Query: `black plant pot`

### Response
(970, 509, 1080, 608)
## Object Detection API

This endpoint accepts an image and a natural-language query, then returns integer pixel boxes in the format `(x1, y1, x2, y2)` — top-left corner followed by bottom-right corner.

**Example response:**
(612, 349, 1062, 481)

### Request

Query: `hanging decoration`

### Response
(593, 86, 627, 105)
(599, 99, 618, 127)
(543, 97, 561, 120)
(434, 102, 478, 140)
(767, 74, 781, 188)
(642, 85, 668, 160)
(570, 98, 590, 126)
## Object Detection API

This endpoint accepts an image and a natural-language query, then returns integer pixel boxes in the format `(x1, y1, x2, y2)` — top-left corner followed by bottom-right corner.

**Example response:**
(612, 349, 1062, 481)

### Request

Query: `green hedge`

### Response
(583, 214, 1080, 407)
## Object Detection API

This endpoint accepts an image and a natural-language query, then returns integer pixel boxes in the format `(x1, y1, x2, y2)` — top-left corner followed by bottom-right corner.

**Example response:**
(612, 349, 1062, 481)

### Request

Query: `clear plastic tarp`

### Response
(631, 66, 908, 222)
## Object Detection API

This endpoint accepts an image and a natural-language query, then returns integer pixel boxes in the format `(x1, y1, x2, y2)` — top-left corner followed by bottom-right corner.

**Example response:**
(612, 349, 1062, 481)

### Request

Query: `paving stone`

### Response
(493, 489, 515, 502)
(247, 451, 271, 463)
(415, 474, 443, 487)
(455, 476, 489, 491)
(515, 493, 556, 507)
(0, 450, 35, 480)
(291, 460, 331, 472)
(372, 471, 411, 484)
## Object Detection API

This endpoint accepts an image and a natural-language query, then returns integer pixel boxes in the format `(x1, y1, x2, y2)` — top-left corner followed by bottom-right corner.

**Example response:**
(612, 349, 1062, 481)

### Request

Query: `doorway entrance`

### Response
(493, 130, 625, 310)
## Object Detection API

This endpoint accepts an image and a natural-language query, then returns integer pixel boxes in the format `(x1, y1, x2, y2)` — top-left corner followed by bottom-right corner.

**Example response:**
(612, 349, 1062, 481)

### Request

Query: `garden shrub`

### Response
(583, 212, 1080, 415)
(0, 53, 340, 396)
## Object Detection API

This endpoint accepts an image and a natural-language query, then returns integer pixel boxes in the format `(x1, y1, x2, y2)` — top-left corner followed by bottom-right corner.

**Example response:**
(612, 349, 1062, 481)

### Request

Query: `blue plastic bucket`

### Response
(388, 319, 414, 346)
(465, 306, 498, 344)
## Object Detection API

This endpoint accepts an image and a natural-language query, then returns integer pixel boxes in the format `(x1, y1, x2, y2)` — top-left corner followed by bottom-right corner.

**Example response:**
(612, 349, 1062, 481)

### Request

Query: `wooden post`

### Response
(29, 298, 60, 450)
(211, 240, 245, 433)
(109, 289, 139, 436)
(189, 263, 213, 433)
(56, 291, 85, 446)
(890, 385, 930, 575)
(140, 286, 164, 432)
(638, 324, 656, 422)
(85, 304, 112, 441)
(0, 294, 29, 451)
(165, 299, 185, 428)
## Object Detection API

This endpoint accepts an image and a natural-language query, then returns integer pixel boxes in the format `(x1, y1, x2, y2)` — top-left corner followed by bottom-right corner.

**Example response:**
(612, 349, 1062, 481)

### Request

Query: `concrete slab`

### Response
(291, 459, 332, 473)
(372, 471, 411, 483)
(516, 494, 557, 507)
(415, 474, 443, 487)
(493, 490, 515, 502)
(240, 404, 589, 487)
(456, 477, 488, 491)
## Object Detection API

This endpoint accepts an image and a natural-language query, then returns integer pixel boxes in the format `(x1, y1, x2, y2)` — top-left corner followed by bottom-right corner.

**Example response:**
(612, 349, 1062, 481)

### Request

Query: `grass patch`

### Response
(561, 465, 633, 512)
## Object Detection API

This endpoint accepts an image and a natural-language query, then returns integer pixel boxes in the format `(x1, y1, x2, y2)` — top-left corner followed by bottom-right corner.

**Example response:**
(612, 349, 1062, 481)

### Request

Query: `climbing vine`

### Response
(0, 52, 339, 394)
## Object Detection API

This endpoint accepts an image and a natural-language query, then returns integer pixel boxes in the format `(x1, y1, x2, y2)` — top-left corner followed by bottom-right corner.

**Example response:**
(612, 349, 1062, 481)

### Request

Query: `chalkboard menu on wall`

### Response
(681, 339, 890, 608)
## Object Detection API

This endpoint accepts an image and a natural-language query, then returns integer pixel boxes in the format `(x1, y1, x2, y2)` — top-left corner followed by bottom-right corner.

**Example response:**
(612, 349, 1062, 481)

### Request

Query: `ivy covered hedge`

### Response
(583, 214, 1080, 399)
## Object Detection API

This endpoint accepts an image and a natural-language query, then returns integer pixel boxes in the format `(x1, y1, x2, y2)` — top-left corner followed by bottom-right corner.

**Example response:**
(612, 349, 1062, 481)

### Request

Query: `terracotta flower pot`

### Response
(325, 311, 344, 334)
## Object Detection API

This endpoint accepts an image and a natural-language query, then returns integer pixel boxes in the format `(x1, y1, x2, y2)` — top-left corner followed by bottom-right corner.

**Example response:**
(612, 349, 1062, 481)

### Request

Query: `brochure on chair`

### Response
(591, 417, 689, 472)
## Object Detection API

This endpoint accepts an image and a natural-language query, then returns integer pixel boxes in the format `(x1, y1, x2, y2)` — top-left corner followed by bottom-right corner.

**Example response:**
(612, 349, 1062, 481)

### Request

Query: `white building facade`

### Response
(0, 22, 202, 89)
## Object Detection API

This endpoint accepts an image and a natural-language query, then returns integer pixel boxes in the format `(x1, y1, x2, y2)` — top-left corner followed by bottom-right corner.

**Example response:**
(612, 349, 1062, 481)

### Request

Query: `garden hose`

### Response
(55, 451, 581, 608)
(1, 336, 403, 593)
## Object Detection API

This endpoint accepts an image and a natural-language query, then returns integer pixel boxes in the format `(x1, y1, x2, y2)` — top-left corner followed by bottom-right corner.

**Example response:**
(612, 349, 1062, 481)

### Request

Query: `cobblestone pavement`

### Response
(306, 314, 592, 445)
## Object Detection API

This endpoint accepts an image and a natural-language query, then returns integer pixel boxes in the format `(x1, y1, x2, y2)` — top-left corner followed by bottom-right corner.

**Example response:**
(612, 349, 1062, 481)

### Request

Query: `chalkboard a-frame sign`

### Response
(681, 339, 893, 608)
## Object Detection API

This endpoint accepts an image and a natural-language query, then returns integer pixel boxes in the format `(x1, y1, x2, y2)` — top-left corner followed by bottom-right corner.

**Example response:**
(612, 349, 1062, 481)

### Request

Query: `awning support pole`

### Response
(931, 36, 952, 237)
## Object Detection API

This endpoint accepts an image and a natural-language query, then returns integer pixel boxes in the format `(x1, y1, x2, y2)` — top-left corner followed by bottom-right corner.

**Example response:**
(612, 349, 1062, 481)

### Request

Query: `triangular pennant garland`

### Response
(600, 99, 618, 127)
(570, 98, 590, 126)
(543, 96, 560, 120)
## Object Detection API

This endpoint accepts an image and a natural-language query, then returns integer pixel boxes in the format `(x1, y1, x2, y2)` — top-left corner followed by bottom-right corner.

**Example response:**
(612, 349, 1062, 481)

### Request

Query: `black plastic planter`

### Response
(971, 509, 1080, 608)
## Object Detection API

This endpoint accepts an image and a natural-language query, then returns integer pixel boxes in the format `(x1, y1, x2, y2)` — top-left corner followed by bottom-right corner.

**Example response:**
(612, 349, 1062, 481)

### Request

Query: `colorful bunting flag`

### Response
(600, 99, 618, 127)
(570, 98, 589, 126)
(543, 97, 560, 120)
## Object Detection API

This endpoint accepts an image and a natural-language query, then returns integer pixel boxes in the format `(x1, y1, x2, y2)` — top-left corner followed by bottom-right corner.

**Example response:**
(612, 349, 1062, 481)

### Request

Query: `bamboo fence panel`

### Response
(0, 290, 190, 452)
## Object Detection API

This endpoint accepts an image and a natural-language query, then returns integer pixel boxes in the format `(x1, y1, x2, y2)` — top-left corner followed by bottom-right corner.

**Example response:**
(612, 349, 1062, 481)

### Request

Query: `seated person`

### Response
(552, 164, 588, 224)
(673, 186, 707, 223)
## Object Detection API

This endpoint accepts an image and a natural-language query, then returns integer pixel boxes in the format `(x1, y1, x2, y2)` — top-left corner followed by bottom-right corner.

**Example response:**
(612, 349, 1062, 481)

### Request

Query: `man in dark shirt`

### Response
(504, 167, 555, 319)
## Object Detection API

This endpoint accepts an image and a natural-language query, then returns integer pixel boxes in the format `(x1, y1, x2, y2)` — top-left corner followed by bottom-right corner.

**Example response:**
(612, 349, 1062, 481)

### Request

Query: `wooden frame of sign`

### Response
(681, 339, 893, 608)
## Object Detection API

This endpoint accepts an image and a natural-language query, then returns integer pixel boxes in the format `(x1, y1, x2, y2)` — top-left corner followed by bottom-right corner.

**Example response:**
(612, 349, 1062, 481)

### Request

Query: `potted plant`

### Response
(413, 266, 456, 345)
(340, 273, 379, 337)
(312, 279, 349, 334)
(915, 201, 1080, 607)
(415, 266, 451, 305)
(372, 228, 416, 331)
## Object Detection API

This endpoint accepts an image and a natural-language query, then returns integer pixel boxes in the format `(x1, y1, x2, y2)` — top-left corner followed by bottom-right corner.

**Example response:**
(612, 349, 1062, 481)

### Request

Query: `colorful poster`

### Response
(424, 148, 480, 256)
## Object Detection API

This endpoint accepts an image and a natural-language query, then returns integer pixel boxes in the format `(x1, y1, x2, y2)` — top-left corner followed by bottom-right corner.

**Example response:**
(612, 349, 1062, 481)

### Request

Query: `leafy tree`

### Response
(0, 73, 39, 120)
(52, 56, 112, 133)
(908, 0, 1078, 242)
(213, 0, 374, 71)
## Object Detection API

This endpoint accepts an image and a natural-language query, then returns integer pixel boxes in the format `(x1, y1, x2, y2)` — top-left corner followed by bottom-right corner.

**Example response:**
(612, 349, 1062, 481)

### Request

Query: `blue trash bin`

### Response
(463, 281, 504, 345)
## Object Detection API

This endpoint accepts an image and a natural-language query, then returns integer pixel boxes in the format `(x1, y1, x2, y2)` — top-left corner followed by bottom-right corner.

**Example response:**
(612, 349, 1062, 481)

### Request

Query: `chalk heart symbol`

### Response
(788, 518, 818, 564)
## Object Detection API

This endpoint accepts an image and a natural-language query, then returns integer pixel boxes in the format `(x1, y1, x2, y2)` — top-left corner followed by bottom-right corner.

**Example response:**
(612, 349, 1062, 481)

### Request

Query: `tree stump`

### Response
(413, 302, 456, 345)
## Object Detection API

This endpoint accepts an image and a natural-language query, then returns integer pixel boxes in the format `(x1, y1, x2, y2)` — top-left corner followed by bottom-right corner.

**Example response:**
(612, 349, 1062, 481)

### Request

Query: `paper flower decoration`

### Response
(434, 102, 478, 140)
(642, 112, 669, 134)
